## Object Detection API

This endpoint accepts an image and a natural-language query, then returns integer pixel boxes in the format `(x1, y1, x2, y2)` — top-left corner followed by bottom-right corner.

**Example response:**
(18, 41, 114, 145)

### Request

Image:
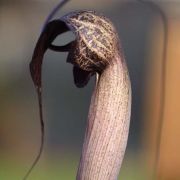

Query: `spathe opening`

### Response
(52, 31, 75, 47)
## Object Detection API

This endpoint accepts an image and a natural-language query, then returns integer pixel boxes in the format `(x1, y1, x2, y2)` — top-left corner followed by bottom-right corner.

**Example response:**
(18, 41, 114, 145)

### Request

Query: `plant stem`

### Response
(77, 50, 131, 180)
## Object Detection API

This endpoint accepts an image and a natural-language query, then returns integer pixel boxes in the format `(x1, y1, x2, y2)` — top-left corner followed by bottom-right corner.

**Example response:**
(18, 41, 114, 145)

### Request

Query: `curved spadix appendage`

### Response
(30, 10, 131, 180)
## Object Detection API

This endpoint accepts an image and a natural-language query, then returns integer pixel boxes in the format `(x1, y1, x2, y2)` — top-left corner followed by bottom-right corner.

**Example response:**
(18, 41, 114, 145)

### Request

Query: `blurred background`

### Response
(0, 0, 180, 179)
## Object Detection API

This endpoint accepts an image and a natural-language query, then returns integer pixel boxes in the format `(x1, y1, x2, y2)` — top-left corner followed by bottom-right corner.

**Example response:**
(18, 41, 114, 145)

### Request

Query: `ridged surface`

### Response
(76, 52, 131, 180)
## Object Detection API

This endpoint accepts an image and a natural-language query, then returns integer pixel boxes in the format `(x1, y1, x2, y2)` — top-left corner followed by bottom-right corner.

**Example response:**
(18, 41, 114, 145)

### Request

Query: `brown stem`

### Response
(77, 51, 131, 180)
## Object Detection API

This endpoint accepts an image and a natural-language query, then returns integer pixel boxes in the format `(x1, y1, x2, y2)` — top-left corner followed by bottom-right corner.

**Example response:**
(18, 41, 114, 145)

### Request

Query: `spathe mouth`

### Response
(30, 18, 92, 89)
(30, 10, 116, 89)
